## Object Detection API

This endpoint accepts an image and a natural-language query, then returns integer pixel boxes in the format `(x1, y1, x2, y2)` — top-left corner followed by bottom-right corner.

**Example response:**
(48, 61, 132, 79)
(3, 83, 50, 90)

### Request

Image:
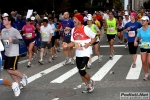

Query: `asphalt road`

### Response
(0, 31, 149, 100)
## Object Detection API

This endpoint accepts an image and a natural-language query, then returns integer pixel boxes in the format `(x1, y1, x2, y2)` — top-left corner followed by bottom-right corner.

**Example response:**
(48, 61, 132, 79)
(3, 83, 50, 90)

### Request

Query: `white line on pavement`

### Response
(91, 55, 122, 81)
(27, 58, 75, 83)
(126, 55, 142, 80)
(50, 56, 98, 83)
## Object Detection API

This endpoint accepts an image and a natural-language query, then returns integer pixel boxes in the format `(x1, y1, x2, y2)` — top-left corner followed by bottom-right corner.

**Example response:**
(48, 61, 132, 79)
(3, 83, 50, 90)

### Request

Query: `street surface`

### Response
(0, 31, 149, 100)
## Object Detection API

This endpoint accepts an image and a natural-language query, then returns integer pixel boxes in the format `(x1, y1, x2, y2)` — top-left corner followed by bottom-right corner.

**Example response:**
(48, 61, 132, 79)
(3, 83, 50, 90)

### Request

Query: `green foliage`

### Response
(144, 0, 150, 9)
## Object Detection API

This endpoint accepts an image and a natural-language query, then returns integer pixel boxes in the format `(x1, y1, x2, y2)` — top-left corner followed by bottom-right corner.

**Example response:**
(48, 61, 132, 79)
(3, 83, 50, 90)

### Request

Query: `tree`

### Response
(144, 0, 150, 9)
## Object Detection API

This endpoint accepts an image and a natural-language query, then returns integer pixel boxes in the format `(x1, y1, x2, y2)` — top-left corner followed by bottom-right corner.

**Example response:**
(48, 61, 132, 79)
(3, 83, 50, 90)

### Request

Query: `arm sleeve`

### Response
(13, 29, 23, 44)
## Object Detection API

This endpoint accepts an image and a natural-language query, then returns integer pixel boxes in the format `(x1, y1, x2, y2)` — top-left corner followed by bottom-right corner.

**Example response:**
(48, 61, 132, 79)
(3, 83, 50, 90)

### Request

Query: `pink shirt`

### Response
(23, 25, 35, 39)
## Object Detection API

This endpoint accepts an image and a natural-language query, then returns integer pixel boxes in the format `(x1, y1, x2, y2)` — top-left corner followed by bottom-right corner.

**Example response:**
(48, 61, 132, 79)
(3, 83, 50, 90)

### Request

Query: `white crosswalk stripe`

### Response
(50, 56, 98, 83)
(126, 55, 142, 80)
(91, 55, 123, 81)
(27, 55, 144, 84)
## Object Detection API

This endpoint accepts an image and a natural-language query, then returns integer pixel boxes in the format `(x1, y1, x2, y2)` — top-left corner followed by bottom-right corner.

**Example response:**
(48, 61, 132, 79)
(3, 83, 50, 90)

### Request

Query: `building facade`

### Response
(120, 0, 148, 10)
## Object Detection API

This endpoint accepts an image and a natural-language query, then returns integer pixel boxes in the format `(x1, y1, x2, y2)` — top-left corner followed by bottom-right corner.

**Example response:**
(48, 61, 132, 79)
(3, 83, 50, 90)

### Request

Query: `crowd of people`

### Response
(0, 8, 150, 96)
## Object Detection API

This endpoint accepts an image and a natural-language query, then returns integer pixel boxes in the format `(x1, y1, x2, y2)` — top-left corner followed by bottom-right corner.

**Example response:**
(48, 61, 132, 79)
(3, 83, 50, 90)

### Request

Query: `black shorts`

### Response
(107, 34, 116, 41)
(140, 48, 150, 53)
(93, 41, 99, 45)
(41, 41, 52, 49)
(128, 42, 138, 54)
(76, 57, 89, 70)
(55, 32, 60, 39)
(117, 28, 123, 32)
(24, 38, 35, 47)
(4, 56, 19, 70)
(63, 38, 71, 43)
(52, 36, 56, 47)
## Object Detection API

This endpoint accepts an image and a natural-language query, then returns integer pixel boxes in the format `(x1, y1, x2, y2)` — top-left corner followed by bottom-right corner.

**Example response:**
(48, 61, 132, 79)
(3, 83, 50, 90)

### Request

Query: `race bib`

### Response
(64, 30, 70, 36)
(3, 40, 10, 48)
(42, 32, 48, 38)
(128, 31, 135, 37)
(108, 28, 115, 33)
(141, 42, 150, 48)
(26, 33, 32, 38)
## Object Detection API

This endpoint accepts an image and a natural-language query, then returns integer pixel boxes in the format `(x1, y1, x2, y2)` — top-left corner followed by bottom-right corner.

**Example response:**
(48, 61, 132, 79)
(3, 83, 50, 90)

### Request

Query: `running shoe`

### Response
(71, 59, 75, 65)
(48, 57, 52, 63)
(109, 55, 113, 60)
(12, 82, 20, 97)
(20, 74, 28, 87)
(98, 55, 103, 63)
(27, 62, 31, 68)
(132, 63, 136, 68)
(32, 53, 37, 60)
(124, 43, 128, 48)
(64, 58, 69, 65)
(143, 74, 150, 81)
(38, 60, 44, 65)
(87, 63, 91, 69)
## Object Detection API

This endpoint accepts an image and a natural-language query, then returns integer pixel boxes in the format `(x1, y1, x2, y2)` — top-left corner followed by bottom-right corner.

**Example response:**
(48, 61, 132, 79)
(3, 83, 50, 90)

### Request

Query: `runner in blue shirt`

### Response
(124, 12, 142, 68)
(61, 12, 75, 65)
(134, 16, 150, 80)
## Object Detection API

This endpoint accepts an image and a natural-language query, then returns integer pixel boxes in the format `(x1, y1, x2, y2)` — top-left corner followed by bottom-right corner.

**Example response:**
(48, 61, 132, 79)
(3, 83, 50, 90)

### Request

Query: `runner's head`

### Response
(26, 18, 31, 25)
(124, 11, 129, 19)
(63, 12, 69, 20)
(31, 16, 36, 24)
(87, 16, 93, 25)
(108, 11, 114, 19)
(2, 13, 15, 27)
(130, 12, 136, 21)
(48, 16, 53, 24)
(141, 16, 149, 26)
(43, 17, 48, 27)
(73, 14, 83, 26)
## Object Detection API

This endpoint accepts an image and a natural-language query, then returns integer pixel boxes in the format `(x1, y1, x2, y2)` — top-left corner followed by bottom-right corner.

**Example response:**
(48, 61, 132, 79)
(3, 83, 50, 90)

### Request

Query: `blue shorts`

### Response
(0, 79, 3, 85)
(124, 32, 128, 38)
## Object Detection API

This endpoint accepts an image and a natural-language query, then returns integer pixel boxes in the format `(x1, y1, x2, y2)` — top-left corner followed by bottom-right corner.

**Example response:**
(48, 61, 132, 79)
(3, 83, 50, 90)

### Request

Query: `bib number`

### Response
(26, 33, 32, 38)
(42, 32, 48, 38)
(108, 28, 115, 33)
(141, 42, 150, 48)
(3, 40, 10, 48)
(64, 30, 70, 36)
(128, 31, 135, 37)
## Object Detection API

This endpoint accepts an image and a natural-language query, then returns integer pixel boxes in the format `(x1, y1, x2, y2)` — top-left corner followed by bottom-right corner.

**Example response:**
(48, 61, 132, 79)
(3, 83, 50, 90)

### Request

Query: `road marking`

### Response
(126, 55, 142, 80)
(100, 45, 124, 47)
(50, 56, 98, 83)
(52, 98, 59, 100)
(27, 58, 75, 83)
(18, 59, 28, 64)
(100, 44, 141, 48)
(91, 55, 122, 81)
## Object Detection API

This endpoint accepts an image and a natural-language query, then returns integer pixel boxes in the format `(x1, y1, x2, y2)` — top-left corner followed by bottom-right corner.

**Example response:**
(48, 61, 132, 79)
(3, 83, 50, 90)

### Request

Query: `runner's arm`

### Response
(67, 42, 75, 48)
(12, 39, 23, 44)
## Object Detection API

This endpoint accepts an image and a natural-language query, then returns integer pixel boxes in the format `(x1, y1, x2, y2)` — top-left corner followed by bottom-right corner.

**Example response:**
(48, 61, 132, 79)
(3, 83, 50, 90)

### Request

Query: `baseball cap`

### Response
(124, 12, 129, 16)
(87, 16, 93, 21)
(31, 16, 35, 20)
(141, 16, 149, 21)
(2, 13, 9, 17)
(87, 14, 92, 17)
